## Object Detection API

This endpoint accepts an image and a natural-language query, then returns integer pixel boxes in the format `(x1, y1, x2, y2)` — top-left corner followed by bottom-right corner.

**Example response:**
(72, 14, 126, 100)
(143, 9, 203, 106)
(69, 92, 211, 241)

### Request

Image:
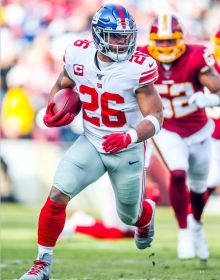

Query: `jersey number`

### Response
(155, 82, 197, 118)
(73, 39, 91, 49)
(129, 51, 148, 65)
(79, 85, 126, 127)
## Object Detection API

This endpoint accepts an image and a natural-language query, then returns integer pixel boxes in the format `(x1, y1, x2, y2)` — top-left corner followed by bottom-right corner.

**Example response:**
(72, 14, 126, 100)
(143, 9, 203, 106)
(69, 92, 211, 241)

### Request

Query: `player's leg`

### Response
(152, 129, 194, 259)
(20, 135, 106, 280)
(188, 138, 211, 260)
(97, 173, 134, 236)
(61, 172, 134, 239)
(103, 142, 155, 249)
(207, 138, 220, 193)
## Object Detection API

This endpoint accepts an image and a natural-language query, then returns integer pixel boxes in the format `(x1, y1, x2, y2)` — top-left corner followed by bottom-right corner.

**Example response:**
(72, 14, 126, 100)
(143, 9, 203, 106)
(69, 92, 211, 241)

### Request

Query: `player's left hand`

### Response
(102, 132, 132, 154)
(189, 92, 220, 108)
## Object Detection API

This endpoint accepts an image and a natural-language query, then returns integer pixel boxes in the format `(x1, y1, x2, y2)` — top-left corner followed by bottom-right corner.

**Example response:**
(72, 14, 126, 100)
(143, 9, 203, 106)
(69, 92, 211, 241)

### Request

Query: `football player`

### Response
(206, 28, 220, 192)
(138, 15, 220, 260)
(20, 4, 163, 280)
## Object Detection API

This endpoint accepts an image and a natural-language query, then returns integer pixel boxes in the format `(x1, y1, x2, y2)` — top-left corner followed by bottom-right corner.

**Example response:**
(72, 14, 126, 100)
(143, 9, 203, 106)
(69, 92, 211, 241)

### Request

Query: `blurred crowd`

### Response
(1, 0, 220, 142)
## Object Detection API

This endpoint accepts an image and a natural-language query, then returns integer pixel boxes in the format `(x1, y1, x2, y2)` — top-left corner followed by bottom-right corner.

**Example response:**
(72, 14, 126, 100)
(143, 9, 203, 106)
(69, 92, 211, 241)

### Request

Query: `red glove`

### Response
(102, 132, 132, 154)
(43, 102, 74, 127)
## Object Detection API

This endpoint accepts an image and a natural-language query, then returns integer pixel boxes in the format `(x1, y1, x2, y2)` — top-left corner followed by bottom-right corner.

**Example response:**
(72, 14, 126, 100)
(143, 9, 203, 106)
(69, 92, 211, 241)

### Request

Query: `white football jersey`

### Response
(64, 39, 158, 152)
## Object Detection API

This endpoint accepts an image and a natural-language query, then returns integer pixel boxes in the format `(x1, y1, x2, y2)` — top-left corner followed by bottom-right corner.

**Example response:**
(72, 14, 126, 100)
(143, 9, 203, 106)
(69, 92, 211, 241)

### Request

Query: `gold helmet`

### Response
(212, 28, 220, 61)
(148, 14, 186, 63)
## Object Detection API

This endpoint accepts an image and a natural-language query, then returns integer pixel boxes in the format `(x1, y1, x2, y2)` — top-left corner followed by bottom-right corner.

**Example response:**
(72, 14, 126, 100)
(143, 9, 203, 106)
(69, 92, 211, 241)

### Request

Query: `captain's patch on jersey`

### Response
(73, 64, 84, 76)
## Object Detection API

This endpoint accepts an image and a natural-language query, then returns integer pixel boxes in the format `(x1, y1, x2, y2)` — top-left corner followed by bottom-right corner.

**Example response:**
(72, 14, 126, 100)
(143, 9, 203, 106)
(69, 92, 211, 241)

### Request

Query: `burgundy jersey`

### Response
(212, 63, 220, 139)
(138, 44, 213, 137)
(213, 119, 220, 139)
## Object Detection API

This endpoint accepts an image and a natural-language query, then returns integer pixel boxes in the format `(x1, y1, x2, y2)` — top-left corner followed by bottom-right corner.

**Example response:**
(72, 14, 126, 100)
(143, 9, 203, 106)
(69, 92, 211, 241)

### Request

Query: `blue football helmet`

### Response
(91, 4, 137, 62)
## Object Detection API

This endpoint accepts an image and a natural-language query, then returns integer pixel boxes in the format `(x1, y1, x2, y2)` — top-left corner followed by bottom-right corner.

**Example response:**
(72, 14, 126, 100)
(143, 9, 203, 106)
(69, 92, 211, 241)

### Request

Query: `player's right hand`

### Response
(43, 102, 74, 127)
(102, 132, 132, 154)
(188, 91, 220, 108)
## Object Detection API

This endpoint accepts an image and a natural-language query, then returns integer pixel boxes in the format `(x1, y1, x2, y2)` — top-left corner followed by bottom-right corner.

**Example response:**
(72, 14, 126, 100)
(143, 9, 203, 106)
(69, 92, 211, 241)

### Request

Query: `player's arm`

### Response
(189, 66, 220, 108)
(199, 67, 220, 94)
(135, 83, 163, 141)
(43, 69, 76, 128)
(48, 69, 76, 102)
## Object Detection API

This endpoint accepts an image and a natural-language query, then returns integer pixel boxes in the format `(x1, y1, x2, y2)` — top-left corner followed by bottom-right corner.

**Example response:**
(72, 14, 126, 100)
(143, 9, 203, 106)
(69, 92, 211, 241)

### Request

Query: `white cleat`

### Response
(20, 253, 51, 280)
(135, 199, 155, 250)
(188, 214, 209, 260)
(177, 228, 195, 259)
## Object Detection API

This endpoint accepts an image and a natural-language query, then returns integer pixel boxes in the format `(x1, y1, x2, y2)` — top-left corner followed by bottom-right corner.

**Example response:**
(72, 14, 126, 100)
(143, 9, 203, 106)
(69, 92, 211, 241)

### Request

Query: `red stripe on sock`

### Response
(135, 200, 153, 228)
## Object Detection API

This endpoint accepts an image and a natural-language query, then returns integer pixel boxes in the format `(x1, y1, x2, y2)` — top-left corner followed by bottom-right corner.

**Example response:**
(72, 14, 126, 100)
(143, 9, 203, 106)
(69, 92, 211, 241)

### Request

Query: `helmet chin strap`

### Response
(161, 63, 172, 70)
(108, 50, 128, 62)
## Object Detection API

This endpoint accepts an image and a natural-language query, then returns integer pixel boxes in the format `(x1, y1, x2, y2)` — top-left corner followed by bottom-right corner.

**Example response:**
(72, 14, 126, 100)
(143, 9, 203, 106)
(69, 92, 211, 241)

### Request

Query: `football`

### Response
(52, 88, 81, 116)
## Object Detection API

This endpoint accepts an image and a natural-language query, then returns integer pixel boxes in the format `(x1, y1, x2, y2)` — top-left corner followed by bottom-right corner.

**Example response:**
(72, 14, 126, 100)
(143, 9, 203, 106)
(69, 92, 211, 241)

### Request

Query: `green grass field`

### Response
(1, 204, 220, 280)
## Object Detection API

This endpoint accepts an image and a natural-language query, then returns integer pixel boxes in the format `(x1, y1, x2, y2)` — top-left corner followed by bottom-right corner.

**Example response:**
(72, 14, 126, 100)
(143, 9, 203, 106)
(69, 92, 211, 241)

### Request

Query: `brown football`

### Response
(52, 88, 81, 116)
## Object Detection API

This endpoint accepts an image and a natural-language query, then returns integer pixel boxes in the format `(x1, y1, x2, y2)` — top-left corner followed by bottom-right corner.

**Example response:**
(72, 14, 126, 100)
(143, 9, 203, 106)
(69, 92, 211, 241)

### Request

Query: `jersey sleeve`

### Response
(63, 44, 75, 81)
(138, 57, 158, 85)
(133, 55, 158, 92)
(193, 45, 215, 73)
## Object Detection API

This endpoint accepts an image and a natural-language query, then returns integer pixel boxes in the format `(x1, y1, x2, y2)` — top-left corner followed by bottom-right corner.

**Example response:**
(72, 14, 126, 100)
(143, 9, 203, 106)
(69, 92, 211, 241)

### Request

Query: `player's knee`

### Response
(170, 170, 186, 187)
(189, 181, 207, 194)
(49, 186, 70, 205)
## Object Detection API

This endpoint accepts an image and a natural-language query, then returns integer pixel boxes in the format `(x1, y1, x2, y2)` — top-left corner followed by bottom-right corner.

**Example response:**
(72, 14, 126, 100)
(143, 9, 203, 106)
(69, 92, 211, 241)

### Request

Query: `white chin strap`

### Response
(107, 51, 129, 62)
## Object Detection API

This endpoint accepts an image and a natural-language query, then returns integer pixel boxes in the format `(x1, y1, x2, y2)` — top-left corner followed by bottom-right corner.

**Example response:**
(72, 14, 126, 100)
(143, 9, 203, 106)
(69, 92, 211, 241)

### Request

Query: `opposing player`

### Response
(206, 28, 220, 191)
(138, 15, 220, 260)
(20, 4, 163, 280)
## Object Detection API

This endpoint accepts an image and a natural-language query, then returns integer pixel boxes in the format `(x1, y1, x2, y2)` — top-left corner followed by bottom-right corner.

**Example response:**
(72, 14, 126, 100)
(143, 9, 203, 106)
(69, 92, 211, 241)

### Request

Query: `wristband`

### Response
(208, 94, 220, 107)
(128, 129, 138, 144)
(144, 115, 161, 135)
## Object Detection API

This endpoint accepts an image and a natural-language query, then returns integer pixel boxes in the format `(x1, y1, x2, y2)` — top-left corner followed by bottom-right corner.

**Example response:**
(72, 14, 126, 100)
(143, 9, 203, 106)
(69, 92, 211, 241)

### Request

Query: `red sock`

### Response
(135, 200, 153, 228)
(190, 190, 208, 222)
(169, 170, 189, 229)
(206, 187, 215, 200)
(76, 221, 126, 239)
(38, 197, 67, 246)
(188, 187, 215, 215)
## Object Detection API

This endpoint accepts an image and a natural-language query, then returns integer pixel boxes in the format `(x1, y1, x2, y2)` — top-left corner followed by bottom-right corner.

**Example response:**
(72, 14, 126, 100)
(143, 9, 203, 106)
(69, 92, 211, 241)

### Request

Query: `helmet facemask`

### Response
(91, 4, 137, 62)
(148, 15, 186, 63)
(93, 26, 137, 62)
(149, 33, 186, 63)
(212, 30, 220, 61)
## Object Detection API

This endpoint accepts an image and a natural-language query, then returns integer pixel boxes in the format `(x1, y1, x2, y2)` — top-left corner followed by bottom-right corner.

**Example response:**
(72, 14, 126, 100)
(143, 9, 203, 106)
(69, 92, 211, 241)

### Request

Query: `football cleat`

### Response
(134, 199, 155, 249)
(177, 228, 195, 259)
(20, 253, 51, 280)
(188, 214, 209, 260)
